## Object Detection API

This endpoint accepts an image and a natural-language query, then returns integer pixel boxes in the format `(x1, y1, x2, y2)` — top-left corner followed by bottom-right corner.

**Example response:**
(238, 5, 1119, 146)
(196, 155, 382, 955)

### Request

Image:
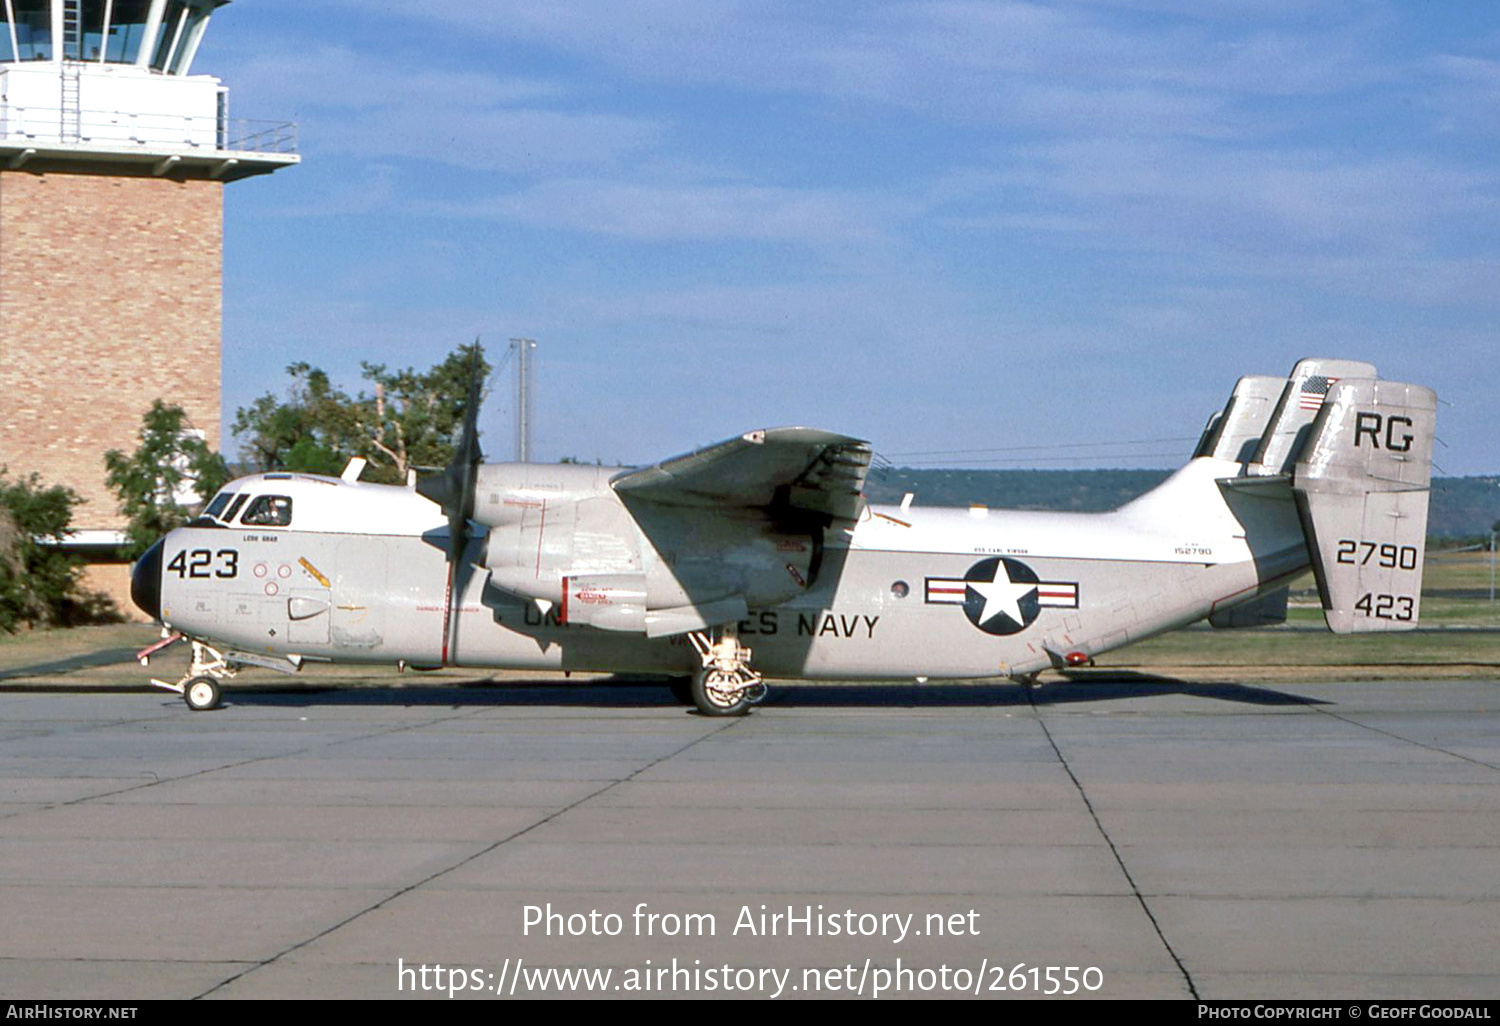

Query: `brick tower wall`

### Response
(0, 170, 223, 533)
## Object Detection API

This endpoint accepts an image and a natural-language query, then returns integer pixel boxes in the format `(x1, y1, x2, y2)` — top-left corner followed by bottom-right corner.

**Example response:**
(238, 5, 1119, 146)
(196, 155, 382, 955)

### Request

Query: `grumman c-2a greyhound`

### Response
(132, 356, 1436, 716)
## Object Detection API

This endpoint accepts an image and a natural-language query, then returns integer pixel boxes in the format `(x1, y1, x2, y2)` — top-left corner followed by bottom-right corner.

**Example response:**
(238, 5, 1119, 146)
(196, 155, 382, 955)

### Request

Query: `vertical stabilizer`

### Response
(1196, 375, 1286, 463)
(1250, 358, 1377, 475)
(1291, 379, 1436, 633)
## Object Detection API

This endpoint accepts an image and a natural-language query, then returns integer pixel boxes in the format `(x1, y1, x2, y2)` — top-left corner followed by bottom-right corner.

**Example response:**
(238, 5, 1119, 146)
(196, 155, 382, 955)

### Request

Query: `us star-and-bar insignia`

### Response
(925, 557, 1078, 636)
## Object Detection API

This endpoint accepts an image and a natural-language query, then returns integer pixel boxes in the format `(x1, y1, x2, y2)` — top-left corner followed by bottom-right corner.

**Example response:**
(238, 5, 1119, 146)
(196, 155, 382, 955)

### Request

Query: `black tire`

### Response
(691, 669, 752, 716)
(184, 676, 222, 712)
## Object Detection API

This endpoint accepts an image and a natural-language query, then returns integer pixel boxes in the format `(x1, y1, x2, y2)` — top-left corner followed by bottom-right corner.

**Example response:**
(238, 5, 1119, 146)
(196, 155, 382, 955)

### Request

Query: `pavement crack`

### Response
(192, 716, 747, 999)
(1024, 689, 1200, 1000)
(1307, 706, 1499, 772)
(5, 708, 490, 822)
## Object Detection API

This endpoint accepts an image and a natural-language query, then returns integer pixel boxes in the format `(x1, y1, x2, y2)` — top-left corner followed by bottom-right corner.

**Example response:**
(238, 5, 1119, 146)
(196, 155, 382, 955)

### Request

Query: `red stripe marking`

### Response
(534, 499, 547, 576)
(439, 562, 454, 666)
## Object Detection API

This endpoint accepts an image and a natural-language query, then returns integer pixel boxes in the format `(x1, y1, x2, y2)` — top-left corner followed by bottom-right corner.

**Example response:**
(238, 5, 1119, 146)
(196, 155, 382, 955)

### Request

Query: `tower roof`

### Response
(2, 0, 228, 74)
(0, 0, 296, 181)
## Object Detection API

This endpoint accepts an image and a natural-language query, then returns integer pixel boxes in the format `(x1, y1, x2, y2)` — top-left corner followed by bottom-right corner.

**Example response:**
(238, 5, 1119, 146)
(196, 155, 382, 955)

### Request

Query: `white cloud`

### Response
(217, 43, 661, 173)
(1430, 54, 1500, 137)
(942, 136, 1497, 261)
(327, 0, 1402, 122)
(223, 44, 570, 115)
(426, 180, 887, 243)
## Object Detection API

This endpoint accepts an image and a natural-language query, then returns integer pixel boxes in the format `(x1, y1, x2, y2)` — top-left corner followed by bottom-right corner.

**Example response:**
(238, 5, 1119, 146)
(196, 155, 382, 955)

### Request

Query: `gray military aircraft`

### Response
(132, 356, 1436, 716)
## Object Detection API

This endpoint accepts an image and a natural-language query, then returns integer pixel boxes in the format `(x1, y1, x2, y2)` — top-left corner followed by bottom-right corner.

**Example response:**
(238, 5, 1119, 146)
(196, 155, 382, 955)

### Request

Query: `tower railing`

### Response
(0, 104, 297, 154)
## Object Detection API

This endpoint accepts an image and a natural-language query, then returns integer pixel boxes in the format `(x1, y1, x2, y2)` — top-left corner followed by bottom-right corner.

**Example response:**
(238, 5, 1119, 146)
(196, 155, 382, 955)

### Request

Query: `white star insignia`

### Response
(967, 562, 1037, 628)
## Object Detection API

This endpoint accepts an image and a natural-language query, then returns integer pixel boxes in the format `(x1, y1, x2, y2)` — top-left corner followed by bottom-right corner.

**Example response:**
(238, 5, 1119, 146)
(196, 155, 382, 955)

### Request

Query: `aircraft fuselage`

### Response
(140, 457, 1307, 682)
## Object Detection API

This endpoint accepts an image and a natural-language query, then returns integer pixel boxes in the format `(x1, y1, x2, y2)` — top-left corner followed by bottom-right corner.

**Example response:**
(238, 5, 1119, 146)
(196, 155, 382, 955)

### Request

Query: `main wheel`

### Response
(184, 676, 222, 712)
(691, 668, 753, 717)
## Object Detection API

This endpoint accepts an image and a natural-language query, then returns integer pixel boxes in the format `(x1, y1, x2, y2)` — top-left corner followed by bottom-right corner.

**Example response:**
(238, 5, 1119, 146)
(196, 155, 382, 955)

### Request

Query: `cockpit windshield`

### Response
(202, 491, 234, 520)
(193, 491, 253, 527)
(223, 494, 249, 523)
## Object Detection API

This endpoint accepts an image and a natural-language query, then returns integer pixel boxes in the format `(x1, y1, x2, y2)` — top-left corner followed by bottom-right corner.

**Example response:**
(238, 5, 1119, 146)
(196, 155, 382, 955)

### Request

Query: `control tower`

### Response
(0, 0, 296, 606)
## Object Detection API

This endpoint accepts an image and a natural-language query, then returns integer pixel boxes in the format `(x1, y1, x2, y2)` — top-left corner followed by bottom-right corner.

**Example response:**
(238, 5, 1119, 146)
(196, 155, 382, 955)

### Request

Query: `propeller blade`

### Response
(416, 342, 485, 561)
(415, 341, 486, 664)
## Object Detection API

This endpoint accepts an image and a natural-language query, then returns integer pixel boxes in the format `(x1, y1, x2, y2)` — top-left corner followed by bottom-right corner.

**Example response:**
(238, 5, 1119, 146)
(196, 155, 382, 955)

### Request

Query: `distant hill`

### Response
(1428, 477, 1500, 539)
(866, 469, 1172, 513)
(866, 469, 1500, 540)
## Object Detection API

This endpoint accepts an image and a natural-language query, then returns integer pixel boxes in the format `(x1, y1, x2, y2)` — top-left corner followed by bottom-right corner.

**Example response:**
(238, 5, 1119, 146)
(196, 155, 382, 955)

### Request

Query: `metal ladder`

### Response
(60, 0, 82, 57)
(59, 0, 82, 141)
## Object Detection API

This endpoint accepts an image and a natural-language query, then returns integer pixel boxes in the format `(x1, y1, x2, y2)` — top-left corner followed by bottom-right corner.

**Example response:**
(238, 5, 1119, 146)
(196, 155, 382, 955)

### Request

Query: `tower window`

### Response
(8, 0, 53, 61)
(103, 0, 153, 63)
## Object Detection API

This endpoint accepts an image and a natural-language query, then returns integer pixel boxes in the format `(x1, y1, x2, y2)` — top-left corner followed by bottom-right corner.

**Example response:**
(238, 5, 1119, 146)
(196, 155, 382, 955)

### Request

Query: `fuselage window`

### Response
(241, 495, 293, 527)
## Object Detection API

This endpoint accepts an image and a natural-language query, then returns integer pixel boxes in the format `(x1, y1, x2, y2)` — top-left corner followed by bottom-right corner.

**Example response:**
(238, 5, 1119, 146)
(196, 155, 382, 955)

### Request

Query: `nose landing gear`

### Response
(143, 637, 237, 711)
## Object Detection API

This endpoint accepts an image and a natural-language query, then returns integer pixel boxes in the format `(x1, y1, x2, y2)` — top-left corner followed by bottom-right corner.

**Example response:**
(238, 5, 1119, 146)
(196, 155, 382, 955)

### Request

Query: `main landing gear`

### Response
(687, 625, 767, 716)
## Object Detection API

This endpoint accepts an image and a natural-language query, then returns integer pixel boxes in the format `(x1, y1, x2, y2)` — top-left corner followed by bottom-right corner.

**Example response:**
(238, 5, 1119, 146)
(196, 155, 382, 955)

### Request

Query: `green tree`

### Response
(0, 470, 82, 632)
(233, 343, 490, 485)
(104, 401, 231, 560)
(230, 362, 354, 476)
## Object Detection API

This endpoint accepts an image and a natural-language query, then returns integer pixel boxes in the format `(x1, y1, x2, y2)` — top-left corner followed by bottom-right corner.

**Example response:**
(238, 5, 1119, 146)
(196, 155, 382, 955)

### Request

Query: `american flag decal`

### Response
(1298, 375, 1337, 411)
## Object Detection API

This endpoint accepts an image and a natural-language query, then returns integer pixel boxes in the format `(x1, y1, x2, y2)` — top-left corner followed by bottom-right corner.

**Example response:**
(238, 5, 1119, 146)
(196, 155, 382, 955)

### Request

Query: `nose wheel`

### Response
(184, 676, 222, 712)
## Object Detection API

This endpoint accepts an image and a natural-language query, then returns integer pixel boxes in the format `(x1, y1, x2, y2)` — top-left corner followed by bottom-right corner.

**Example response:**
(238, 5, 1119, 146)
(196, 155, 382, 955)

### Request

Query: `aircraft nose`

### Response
(130, 538, 165, 621)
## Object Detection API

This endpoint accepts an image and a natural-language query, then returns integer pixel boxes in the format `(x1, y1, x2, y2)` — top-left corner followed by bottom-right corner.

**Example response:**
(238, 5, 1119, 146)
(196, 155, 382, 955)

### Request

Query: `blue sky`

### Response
(199, 1, 1500, 474)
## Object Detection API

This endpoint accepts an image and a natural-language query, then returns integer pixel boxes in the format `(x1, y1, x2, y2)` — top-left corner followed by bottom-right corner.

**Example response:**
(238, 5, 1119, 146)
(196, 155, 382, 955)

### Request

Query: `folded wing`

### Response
(611, 426, 873, 521)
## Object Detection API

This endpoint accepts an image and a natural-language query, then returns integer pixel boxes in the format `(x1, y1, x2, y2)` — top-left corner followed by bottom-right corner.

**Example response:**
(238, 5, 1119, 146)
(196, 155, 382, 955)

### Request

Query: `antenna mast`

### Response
(510, 338, 537, 462)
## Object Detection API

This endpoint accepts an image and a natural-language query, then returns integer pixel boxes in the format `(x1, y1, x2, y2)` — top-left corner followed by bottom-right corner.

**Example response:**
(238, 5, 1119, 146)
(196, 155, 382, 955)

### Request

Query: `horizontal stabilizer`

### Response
(1292, 379, 1436, 633)
(1209, 587, 1288, 629)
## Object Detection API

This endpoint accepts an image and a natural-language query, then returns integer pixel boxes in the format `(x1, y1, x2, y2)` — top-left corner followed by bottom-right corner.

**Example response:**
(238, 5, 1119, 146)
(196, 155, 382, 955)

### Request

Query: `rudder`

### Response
(1291, 379, 1436, 633)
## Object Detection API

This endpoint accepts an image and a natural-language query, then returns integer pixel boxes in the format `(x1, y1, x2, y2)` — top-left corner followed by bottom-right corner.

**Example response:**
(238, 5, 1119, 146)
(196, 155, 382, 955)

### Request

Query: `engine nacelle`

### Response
(488, 513, 816, 619)
(473, 463, 822, 635)
(471, 462, 618, 528)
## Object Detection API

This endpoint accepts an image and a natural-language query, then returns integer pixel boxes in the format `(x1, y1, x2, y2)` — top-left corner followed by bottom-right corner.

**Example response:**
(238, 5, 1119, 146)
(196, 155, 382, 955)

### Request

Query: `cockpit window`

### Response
(223, 494, 249, 523)
(241, 495, 293, 527)
(189, 490, 241, 527)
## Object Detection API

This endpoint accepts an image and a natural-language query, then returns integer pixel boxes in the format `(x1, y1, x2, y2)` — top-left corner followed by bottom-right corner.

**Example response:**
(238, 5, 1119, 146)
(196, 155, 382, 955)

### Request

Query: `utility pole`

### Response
(510, 338, 537, 462)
